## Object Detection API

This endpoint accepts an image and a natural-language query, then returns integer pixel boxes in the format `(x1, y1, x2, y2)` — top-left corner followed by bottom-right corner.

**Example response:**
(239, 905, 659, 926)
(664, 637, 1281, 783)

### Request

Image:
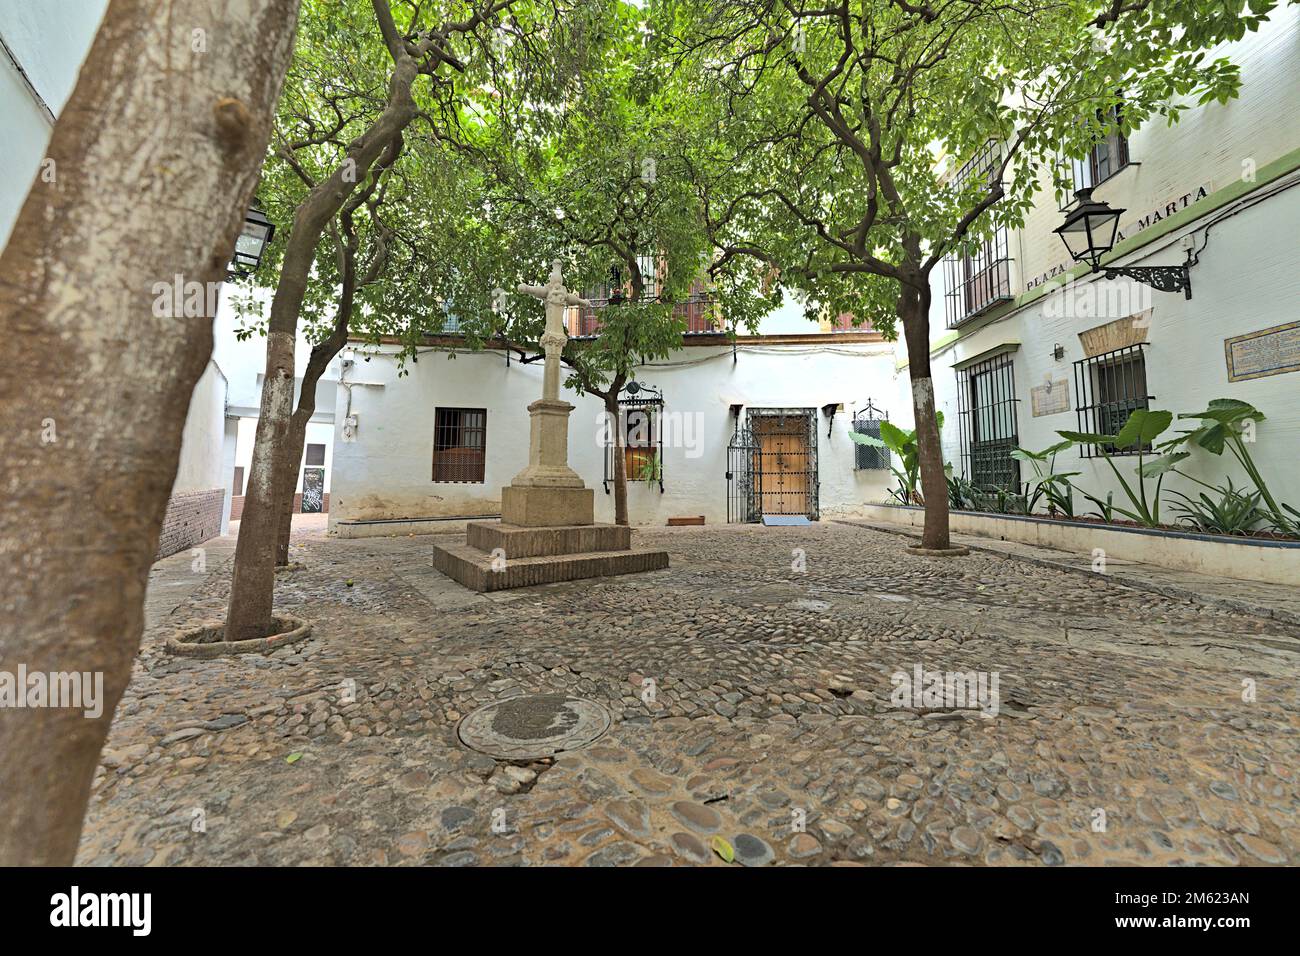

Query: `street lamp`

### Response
(1054, 188, 1192, 299)
(228, 205, 275, 278)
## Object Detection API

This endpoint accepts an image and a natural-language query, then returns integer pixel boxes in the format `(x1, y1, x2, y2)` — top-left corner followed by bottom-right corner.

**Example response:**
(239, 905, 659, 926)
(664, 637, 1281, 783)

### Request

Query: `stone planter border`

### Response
(855, 503, 1299, 587)
(165, 615, 313, 658)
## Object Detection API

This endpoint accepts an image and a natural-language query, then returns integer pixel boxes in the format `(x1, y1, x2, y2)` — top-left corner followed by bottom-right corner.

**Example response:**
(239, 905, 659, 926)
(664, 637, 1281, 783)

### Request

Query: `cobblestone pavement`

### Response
(77, 523, 1300, 867)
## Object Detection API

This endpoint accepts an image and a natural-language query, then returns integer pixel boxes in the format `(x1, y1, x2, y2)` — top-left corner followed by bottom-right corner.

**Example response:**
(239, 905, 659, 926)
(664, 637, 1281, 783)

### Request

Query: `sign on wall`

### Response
(1224, 321, 1300, 382)
(1030, 379, 1071, 417)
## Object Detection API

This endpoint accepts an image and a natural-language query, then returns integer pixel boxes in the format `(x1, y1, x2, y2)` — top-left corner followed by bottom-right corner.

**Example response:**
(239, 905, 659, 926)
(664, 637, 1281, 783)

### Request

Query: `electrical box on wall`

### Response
(342, 415, 358, 443)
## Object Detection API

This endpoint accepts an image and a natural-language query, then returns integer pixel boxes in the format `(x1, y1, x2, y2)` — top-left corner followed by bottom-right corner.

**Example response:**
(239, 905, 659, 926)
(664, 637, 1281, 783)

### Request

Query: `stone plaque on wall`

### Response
(1224, 321, 1300, 382)
(1030, 379, 1071, 417)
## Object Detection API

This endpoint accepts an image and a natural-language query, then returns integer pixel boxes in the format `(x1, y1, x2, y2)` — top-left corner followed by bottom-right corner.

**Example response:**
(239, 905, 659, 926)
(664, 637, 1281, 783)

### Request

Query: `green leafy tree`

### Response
(470, 0, 775, 523)
(664, 0, 1282, 549)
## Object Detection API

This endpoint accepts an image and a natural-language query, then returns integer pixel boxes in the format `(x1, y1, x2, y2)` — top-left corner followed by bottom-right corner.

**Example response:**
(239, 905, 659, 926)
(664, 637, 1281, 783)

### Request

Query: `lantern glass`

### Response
(231, 207, 274, 274)
(1055, 188, 1123, 270)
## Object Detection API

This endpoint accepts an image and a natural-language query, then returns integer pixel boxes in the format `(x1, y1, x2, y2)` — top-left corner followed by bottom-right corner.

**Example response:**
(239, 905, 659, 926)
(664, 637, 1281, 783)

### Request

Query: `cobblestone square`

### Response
(78, 521, 1300, 867)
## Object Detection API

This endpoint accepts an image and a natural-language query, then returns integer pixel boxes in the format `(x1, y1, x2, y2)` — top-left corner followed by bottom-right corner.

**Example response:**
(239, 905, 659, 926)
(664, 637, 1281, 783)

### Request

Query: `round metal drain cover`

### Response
(457, 694, 611, 759)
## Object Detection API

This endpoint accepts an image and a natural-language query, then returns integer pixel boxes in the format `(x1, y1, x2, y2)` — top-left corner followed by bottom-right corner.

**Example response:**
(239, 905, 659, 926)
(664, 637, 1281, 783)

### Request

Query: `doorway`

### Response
(728, 409, 819, 521)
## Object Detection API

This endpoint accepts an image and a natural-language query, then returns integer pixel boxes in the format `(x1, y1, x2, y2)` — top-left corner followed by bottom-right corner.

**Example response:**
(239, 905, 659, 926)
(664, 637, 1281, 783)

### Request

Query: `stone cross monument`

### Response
(501, 261, 596, 527)
(430, 260, 669, 590)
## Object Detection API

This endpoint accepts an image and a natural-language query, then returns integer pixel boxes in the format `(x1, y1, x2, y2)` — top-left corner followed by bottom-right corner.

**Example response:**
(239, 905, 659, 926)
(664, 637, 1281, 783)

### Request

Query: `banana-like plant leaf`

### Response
(848, 431, 888, 448)
(1114, 409, 1172, 449)
(1179, 398, 1266, 426)
(877, 419, 912, 453)
(1058, 429, 1116, 445)
(1138, 450, 1190, 477)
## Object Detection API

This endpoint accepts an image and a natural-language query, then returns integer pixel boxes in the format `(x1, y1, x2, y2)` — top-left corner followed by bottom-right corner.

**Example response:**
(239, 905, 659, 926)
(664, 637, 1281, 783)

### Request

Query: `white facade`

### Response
(328, 329, 897, 529)
(213, 287, 338, 512)
(0, 0, 108, 247)
(903, 8, 1300, 514)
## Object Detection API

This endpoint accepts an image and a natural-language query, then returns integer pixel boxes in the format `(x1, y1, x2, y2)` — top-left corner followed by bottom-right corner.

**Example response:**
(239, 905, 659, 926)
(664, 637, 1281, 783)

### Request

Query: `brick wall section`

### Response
(229, 493, 328, 521)
(155, 488, 225, 560)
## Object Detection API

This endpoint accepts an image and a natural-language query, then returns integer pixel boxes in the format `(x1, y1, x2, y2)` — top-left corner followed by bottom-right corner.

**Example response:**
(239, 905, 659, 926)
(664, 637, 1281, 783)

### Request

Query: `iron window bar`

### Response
(1072, 343, 1152, 457)
(851, 398, 890, 471)
(603, 382, 664, 493)
(432, 407, 487, 483)
(943, 140, 1014, 328)
(956, 353, 1022, 492)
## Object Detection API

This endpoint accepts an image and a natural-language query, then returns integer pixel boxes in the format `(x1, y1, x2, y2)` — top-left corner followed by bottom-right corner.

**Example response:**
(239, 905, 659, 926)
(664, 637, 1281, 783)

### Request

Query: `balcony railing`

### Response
(573, 292, 719, 337)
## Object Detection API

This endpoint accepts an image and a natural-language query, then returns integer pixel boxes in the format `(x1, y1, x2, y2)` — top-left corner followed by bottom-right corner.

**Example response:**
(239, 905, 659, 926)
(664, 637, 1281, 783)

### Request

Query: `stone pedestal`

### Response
(432, 521, 669, 592)
(429, 260, 668, 591)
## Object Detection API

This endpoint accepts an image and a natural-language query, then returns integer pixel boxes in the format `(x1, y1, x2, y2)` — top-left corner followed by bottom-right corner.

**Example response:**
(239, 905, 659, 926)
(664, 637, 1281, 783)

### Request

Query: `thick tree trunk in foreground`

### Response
(900, 282, 951, 550)
(0, 0, 300, 865)
(226, 55, 419, 641)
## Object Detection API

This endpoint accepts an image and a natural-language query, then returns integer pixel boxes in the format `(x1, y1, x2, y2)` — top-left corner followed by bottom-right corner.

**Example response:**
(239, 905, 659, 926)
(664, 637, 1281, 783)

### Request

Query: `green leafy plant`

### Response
(1161, 399, 1297, 535)
(947, 473, 980, 511)
(1058, 409, 1179, 527)
(1011, 441, 1079, 517)
(851, 413, 944, 506)
(634, 451, 661, 483)
(1168, 479, 1265, 536)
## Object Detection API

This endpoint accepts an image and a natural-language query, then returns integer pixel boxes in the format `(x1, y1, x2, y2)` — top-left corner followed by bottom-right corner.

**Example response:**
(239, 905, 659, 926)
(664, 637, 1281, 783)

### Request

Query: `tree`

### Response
(474, 0, 773, 522)
(0, 0, 301, 865)
(667, 0, 1275, 549)
(226, 0, 529, 641)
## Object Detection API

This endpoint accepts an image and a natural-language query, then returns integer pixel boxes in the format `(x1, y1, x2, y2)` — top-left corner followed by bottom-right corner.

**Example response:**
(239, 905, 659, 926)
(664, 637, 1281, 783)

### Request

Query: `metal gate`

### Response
(726, 408, 819, 522)
(726, 424, 757, 523)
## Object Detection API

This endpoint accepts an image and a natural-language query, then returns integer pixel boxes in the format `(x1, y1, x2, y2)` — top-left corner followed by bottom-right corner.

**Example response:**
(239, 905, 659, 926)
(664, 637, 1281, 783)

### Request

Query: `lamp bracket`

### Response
(1101, 264, 1191, 299)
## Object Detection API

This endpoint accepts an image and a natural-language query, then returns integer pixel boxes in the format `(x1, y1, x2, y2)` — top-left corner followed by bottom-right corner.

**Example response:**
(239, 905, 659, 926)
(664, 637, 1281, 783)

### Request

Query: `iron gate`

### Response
(726, 408, 819, 522)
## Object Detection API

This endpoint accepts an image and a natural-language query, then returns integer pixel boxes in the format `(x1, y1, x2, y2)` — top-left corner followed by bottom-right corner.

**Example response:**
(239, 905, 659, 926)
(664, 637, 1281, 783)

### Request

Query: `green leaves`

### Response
(1114, 409, 1173, 450)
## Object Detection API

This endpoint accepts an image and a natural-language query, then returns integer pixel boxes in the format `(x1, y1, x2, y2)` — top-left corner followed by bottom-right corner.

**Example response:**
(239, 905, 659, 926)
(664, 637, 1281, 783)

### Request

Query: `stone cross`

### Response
(518, 260, 589, 402)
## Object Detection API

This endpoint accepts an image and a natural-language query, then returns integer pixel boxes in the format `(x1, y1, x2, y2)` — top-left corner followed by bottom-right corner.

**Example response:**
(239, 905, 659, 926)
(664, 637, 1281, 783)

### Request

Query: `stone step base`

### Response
(466, 520, 631, 558)
(432, 541, 669, 592)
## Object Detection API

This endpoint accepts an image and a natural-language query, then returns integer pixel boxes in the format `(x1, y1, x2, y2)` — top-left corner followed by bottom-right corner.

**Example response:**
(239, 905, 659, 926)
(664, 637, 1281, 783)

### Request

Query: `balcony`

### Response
(572, 291, 720, 337)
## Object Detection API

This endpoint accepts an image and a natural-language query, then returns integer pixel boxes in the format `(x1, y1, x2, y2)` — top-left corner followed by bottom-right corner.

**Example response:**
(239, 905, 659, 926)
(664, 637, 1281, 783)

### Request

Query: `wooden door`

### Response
(752, 416, 810, 516)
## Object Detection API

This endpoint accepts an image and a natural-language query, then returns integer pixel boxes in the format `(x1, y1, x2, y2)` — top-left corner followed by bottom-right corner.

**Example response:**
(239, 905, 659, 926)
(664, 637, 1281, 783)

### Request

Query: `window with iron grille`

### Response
(851, 400, 889, 471)
(1073, 344, 1151, 457)
(942, 141, 1013, 328)
(1067, 104, 1131, 195)
(957, 352, 1021, 491)
(432, 407, 486, 482)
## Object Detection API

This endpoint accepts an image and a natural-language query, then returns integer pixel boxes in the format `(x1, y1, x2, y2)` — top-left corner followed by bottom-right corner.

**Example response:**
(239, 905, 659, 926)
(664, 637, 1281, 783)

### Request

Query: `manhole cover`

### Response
(457, 694, 611, 759)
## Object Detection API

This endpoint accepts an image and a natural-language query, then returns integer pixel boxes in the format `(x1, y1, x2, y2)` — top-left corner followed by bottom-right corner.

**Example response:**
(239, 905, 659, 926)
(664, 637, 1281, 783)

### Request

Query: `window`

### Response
(1068, 104, 1131, 193)
(432, 408, 486, 482)
(604, 384, 664, 492)
(232, 466, 244, 497)
(957, 351, 1021, 491)
(305, 443, 326, 467)
(1073, 344, 1151, 457)
(942, 141, 1013, 328)
(852, 400, 889, 471)
(623, 409, 658, 480)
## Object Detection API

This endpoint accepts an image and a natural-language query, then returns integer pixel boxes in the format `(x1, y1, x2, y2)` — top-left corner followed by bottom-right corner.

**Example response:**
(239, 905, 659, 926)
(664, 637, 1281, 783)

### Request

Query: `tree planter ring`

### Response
(907, 544, 971, 557)
(165, 615, 313, 658)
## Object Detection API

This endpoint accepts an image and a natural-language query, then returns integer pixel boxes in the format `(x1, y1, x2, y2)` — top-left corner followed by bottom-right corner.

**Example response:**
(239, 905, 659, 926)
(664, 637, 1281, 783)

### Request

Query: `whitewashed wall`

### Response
(172, 360, 229, 495)
(0, 0, 108, 247)
(328, 340, 899, 528)
(930, 172, 1300, 511)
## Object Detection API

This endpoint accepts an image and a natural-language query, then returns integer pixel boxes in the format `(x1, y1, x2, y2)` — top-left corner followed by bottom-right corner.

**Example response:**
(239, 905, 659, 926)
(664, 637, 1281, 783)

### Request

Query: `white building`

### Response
(328, 299, 897, 534)
(896, 7, 1300, 519)
(212, 287, 338, 521)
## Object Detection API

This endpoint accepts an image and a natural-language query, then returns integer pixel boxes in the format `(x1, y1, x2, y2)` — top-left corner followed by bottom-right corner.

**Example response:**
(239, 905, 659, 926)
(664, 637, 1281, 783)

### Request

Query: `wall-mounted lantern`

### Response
(228, 205, 275, 278)
(1054, 188, 1191, 298)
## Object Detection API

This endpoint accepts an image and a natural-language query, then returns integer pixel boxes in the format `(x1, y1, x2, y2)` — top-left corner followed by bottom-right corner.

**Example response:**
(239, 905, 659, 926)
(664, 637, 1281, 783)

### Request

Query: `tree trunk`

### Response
(0, 0, 300, 865)
(607, 390, 629, 526)
(899, 281, 951, 550)
(274, 409, 310, 566)
(225, 53, 419, 642)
